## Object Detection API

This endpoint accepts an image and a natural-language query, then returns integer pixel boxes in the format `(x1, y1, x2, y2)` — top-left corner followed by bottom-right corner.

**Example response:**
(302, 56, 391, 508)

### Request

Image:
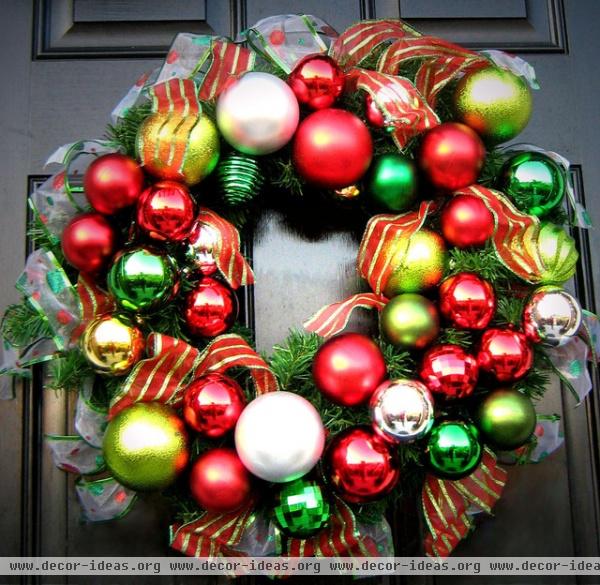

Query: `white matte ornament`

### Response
(216, 72, 300, 155)
(234, 391, 325, 483)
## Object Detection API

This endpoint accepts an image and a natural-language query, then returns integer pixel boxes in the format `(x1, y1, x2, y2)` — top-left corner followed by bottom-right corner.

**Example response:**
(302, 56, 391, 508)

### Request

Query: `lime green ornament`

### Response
(273, 478, 330, 537)
(108, 247, 178, 313)
(500, 152, 566, 217)
(537, 222, 578, 284)
(366, 154, 418, 212)
(217, 152, 264, 206)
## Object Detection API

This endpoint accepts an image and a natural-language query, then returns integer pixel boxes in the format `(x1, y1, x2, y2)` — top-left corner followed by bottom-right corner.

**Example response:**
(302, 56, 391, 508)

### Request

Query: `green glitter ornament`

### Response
(273, 478, 330, 537)
(366, 153, 418, 212)
(217, 152, 264, 206)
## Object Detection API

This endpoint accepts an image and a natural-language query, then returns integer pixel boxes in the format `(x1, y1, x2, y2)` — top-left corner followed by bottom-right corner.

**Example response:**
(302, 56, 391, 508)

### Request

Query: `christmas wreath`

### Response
(1, 14, 597, 560)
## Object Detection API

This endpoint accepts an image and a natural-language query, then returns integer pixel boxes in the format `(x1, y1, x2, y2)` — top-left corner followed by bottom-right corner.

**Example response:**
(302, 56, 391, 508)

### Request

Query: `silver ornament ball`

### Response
(234, 391, 325, 483)
(370, 379, 435, 443)
(216, 72, 300, 155)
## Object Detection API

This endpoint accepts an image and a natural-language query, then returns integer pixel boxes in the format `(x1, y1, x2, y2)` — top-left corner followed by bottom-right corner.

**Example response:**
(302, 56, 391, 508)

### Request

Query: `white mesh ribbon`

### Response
(46, 435, 105, 475)
(529, 415, 564, 462)
(75, 477, 137, 522)
(480, 50, 539, 89)
(75, 379, 108, 448)
(547, 336, 592, 403)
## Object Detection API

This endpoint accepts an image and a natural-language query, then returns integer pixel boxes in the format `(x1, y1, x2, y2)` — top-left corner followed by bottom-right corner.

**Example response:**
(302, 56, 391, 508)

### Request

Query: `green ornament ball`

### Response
(475, 388, 536, 450)
(426, 419, 482, 479)
(273, 478, 330, 537)
(500, 152, 566, 217)
(108, 247, 178, 313)
(217, 152, 264, 206)
(366, 153, 418, 212)
(537, 222, 578, 284)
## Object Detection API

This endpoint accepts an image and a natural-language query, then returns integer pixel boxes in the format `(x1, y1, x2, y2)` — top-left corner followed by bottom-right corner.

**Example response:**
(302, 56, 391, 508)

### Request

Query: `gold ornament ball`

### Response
(537, 222, 578, 284)
(380, 293, 440, 349)
(103, 402, 189, 491)
(81, 314, 144, 376)
(383, 229, 446, 297)
(452, 66, 533, 145)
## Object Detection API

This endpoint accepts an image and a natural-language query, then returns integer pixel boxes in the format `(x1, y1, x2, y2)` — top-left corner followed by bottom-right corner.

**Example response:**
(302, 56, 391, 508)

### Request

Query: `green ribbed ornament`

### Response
(217, 152, 264, 206)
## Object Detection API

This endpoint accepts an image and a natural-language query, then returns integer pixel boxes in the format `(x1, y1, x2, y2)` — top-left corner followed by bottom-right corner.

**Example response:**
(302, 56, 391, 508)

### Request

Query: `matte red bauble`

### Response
(326, 426, 399, 503)
(288, 54, 344, 110)
(136, 180, 196, 242)
(189, 448, 253, 513)
(477, 328, 533, 382)
(441, 194, 495, 248)
(183, 373, 246, 438)
(419, 344, 479, 399)
(365, 94, 385, 128)
(292, 109, 373, 189)
(61, 212, 117, 274)
(439, 273, 496, 330)
(184, 277, 238, 338)
(84, 153, 144, 214)
(312, 332, 387, 406)
(418, 122, 485, 191)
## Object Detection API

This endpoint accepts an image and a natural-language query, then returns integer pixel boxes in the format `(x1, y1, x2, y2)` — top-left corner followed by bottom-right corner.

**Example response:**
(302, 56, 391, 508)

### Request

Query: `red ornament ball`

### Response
(326, 426, 399, 503)
(183, 373, 246, 438)
(292, 109, 373, 189)
(189, 448, 253, 513)
(84, 153, 144, 214)
(184, 221, 219, 276)
(439, 273, 496, 330)
(365, 94, 386, 128)
(418, 122, 485, 191)
(477, 328, 533, 382)
(312, 333, 387, 406)
(184, 277, 238, 338)
(419, 344, 479, 400)
(136, 180, 196, 242)
(61, 212, 117, 274)
(288, 54, 344, 110)
(441, 194, 495, 248)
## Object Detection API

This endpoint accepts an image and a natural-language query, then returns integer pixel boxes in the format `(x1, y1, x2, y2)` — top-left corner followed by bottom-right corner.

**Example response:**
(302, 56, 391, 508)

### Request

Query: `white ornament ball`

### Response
(216, 72, 300, 155)
(234, 391, 325, 482)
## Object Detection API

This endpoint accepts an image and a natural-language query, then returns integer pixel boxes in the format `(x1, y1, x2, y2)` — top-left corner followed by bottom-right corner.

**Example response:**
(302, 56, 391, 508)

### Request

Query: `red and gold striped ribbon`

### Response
(70, 274, 115, 343)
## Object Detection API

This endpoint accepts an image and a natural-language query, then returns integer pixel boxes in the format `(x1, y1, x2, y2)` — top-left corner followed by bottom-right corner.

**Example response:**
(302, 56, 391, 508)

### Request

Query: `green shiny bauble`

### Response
(500, 152, 566, 217)
(426, 420, 482, 479)
(366, 154, 418, 212)
(103, 402, 189, 491)
(537, 222, 578, 284)
(273, 478, 330, 537)
(380, 293, 439, 350)
(108, 247, 178, 313)
(217, 152, 264, 206)
(452, 66, 532, 145)
(475, 388, 536, 450)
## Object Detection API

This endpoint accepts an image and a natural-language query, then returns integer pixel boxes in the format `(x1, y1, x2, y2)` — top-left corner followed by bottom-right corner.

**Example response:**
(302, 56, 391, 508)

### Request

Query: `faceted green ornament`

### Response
(273, 478, 330, 538)
(108, 247, 178, 313)
(500, 152, 566, 217)
(366, 153, 418, 212)
(217, 152, 264, 206)
(425, 420, 482, 479)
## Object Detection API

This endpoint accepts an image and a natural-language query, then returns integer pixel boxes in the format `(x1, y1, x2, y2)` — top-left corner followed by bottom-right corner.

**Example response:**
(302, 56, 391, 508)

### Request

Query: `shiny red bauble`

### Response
(477, 328, 533, 382)
(419, 344, 479, 399)
(288, 54, 344, 110)
(312, 333, 387, 406)
(189, 448, 253, 513)
(418, 122, 485, 191)
(365, 94, 385, 128)
(61, 212, 117, 274)
(292, 109, 373, 189)
(441, 193, 495, 248)
(184, 277, 238, 338)
(84, 153, 144, 214)
(184, 221, 219, 276)
(182, 373, 246, 438)
(136, 180, 196, 242)
(326, 426, 399, 503)
(439, 273, 496, 330)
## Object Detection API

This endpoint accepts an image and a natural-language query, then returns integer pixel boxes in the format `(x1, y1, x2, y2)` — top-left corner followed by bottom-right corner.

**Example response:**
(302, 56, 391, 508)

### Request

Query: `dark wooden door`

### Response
(1, 2, 599, 584)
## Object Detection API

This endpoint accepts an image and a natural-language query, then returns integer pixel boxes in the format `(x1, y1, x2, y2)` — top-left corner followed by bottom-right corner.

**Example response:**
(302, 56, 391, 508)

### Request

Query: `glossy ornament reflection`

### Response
(477, 328, 533, 382)
(420, 344, 479, 400)
(184, 277, 238, 337)
(441, 194, 495, 248)
(183, 221, 219, 276)
(288, 54, 344, 110)
(426, 420, 482, 479)
(439, 273, 496, 330)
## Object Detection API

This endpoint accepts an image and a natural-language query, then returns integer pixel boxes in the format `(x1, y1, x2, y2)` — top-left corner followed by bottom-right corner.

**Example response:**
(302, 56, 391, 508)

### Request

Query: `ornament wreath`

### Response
(1, 14, 597, 559)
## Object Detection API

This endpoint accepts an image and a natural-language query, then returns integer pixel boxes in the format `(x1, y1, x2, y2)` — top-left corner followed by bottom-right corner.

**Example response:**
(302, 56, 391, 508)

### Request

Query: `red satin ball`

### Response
(312, 333, 387, 406)
(326, 426, 399, 503)
(418, 123, 485, 191)
(292, 109, 373, 189)
(420, 344, 479, 399)
(288, 54, 344, 110)
(365, 94, 385, 128)
(61, 212, 117, 274)
(183, 373, 246, 438)
(477, 328, 533, 382)
(441, 194, 495, 248)
(136, 180, 196, 242)
(189, 448, 253, 513)
(84, 153, 144, 214)
(184, 277, 238, 338)
(439, 273, 496, 330)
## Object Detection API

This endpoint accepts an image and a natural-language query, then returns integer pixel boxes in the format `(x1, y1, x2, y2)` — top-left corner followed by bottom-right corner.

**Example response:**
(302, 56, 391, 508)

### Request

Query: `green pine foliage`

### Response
(1, 301, 53, 348)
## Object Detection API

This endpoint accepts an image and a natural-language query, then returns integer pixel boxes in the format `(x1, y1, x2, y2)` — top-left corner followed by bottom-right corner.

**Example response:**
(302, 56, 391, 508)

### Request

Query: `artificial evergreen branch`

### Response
(494, 296, 526, 327)
(0, 301, 53, 348)
(446, 245, 513, 284)
(106, 104, 152, 158)
(47, 350, 95, 392)
(436, 328, 473, 348)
